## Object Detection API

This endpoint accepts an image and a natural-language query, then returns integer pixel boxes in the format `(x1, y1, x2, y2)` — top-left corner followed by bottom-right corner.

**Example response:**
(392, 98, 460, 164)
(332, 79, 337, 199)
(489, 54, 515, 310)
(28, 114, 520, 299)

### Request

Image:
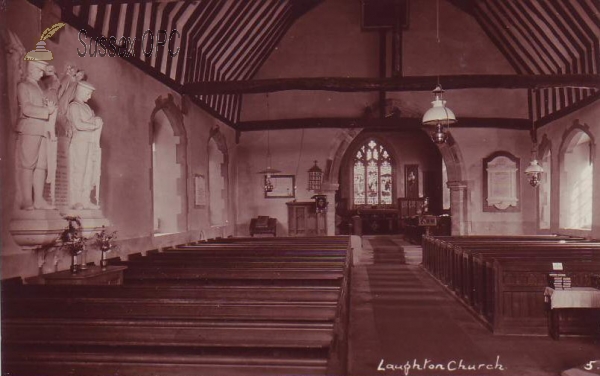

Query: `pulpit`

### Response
(286, 201, 326, 236)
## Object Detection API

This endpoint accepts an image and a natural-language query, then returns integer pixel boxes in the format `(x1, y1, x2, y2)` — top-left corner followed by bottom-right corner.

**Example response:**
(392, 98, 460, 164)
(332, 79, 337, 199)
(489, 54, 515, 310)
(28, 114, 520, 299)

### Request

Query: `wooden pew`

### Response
(2, 284, 341, 301)
(422, 235, 582, 275)
(492, 260, 600, 335)
(3, 346, 331, 376)
(422, 235, 600, 336)
(2, 236, 352, 376)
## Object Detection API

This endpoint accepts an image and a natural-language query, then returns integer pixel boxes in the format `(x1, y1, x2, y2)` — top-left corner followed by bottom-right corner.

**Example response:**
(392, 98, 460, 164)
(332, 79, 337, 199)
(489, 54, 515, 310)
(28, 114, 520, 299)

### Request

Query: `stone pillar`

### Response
(447, 181, 469, 235)
(321, 182, 339, 236)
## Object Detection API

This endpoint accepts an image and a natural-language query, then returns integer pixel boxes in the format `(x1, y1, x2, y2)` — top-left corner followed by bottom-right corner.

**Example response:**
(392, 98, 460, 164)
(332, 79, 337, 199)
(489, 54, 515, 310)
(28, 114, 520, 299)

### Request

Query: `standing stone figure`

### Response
(16, 60, 58, 210)
(66, 81, 103, 210)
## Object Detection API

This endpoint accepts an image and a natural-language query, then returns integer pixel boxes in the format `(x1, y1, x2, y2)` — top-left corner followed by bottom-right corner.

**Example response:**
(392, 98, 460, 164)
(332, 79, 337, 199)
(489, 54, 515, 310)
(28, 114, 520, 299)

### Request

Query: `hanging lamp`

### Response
(422, 0, 457, 143)
(257, 130, 281, 193)
(257, 94, 280, 193)
(308, 161, 323, 192)
(524, 120, 544, 187)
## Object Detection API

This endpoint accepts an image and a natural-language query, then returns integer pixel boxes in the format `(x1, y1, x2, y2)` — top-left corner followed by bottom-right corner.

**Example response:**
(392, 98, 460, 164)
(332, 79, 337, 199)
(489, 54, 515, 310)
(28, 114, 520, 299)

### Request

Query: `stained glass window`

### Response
(353, 140, 393, 206)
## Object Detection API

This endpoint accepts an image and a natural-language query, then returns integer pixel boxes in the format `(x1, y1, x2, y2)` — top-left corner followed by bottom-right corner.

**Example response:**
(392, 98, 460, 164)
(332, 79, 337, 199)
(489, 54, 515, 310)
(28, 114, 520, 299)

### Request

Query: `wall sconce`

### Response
(312, 194, 328, 213)
(525, 158, 544, 187)
(524, 120, 544, 188)
(308, 160, 323, 191)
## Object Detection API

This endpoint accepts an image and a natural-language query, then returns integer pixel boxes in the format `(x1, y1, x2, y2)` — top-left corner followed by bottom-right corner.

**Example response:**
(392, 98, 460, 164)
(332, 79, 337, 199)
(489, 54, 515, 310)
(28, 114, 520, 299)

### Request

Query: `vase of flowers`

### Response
(94, 227, 117, 270)
(59, 216, 86, 274)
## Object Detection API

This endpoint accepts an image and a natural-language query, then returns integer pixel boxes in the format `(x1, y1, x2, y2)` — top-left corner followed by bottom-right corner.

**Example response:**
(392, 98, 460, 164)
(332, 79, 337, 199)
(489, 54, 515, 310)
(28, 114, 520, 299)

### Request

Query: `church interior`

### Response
(1, 0, 599, 375)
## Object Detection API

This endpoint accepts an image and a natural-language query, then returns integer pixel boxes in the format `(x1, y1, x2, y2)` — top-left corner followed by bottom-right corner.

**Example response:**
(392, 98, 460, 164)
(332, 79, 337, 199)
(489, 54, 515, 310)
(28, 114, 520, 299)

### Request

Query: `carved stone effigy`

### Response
(55, 77, 108, 239)
(6, 30, 108, 252)
(66, 80, 103, 210)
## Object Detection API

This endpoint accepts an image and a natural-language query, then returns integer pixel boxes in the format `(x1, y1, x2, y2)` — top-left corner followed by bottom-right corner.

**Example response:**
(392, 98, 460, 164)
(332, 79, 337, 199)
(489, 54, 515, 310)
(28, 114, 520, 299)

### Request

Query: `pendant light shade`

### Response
(422, 86, 457, 126)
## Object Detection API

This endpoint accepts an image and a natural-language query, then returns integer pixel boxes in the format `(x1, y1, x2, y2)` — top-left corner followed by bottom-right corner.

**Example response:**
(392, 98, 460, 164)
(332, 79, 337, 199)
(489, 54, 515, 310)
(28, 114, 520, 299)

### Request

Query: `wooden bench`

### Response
(2, 236, 352, 376)
(2, 347, 331, 376)
(422, 235, 600, 336)
(2, 284, 341, 301)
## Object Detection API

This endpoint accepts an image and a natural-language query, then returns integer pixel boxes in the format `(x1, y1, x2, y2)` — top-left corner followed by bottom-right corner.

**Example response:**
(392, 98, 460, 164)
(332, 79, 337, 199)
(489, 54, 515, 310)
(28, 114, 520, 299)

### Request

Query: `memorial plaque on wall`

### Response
(483, 151, 520, 212)
(54, 137, 70, 208)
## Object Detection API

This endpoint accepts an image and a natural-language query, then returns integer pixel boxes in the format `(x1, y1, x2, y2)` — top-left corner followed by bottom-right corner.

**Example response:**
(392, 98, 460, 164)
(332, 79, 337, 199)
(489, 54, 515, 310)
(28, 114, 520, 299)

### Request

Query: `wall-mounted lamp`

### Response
(312, 194, 328, 213)
(524, 158, 544, 187)
(524, 120, 544, 188)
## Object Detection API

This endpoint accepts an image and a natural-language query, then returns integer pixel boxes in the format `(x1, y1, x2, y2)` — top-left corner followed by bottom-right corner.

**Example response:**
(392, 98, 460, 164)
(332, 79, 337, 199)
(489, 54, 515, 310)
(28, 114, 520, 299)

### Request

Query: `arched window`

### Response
(442, 159, 450, 210)
(353, 139, 393, 206)
(560, 128, 593, 230)
(152, 110, 185, 234)
(538, 147, 551, 229)
(150, 95, 188, 236)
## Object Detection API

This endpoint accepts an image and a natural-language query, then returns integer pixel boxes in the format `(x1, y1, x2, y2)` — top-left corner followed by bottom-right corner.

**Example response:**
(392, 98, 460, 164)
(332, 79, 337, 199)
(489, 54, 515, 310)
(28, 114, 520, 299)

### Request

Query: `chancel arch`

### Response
(559, 121, 595, 231)
(329, 128, 467, 235)
(150, 95, 188, 235)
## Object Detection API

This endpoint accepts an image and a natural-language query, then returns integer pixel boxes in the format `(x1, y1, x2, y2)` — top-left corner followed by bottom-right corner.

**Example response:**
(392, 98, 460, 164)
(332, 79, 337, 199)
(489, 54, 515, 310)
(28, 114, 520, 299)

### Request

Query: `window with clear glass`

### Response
(560, 131, 593, 230)
(442, 159, 450, 210)
(353, 140, 393, 206)
(538, 148, 551, 229)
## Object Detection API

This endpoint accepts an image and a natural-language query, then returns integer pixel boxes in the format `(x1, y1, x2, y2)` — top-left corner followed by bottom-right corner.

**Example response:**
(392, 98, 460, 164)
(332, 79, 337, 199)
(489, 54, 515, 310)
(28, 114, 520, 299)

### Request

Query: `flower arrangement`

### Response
(58, 216, 87, 273)
(94, 226, 117, 269)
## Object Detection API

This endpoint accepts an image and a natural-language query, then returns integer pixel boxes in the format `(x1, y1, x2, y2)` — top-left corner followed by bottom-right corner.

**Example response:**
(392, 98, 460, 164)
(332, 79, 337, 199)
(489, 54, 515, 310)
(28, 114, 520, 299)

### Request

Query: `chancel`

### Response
(1, 1, 599, 376)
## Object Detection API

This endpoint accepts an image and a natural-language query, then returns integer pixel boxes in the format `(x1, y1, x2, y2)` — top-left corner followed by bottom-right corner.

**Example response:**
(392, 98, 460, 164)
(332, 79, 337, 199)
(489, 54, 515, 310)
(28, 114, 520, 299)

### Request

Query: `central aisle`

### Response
(348, 236, 599, 376)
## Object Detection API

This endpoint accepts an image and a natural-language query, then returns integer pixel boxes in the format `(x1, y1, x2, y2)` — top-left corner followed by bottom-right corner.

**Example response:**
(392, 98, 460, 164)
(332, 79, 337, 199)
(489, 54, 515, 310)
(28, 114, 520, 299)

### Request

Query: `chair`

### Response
(249, 216, 277, 237)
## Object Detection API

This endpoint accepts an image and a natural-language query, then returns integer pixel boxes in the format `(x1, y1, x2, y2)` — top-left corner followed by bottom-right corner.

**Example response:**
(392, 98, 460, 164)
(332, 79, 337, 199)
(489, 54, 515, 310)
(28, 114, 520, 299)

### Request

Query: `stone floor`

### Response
(348, 235, 600, 376)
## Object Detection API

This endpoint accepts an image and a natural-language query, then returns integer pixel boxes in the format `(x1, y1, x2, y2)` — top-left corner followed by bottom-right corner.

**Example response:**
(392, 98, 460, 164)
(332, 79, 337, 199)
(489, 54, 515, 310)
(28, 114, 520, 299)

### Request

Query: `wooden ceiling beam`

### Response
(61, 0, 181, 5)
(183, 74, 600, 95)
(235, 117, 532, 132)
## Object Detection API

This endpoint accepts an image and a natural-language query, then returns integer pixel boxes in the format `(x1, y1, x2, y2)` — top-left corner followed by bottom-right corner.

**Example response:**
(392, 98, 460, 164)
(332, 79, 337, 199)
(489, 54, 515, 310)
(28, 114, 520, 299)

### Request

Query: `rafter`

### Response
(183, 74, 600, 95)
(62, 0, 181, 5)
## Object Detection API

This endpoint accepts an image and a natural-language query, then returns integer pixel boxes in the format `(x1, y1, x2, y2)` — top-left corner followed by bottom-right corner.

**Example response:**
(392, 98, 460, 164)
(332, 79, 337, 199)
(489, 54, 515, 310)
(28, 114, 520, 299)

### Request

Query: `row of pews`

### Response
(2, 236, 352, 376)
(422, 235, 600, 336)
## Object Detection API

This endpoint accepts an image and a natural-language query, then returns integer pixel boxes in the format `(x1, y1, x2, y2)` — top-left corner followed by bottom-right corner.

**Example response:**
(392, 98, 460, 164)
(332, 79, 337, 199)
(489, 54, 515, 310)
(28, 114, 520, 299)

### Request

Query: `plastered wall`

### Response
(537, 101, 600, 239)
(238, 0, 534, 236)
(1, 0, 237, 279)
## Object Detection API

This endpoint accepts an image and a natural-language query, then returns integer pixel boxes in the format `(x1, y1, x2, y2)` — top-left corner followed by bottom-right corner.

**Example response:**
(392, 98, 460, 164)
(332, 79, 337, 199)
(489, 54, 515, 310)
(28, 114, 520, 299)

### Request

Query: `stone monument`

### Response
(7, 30, 108, 260)
(66, 80, 102, 210)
